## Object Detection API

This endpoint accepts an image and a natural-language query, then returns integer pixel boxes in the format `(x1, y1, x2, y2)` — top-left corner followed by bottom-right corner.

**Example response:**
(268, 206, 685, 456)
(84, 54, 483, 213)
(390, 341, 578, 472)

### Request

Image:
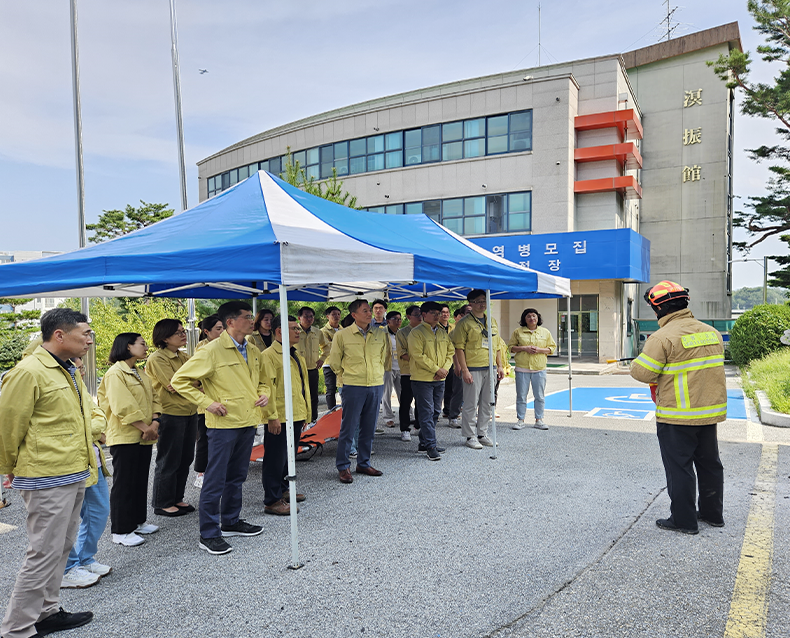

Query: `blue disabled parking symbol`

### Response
(536, 387, 748, 420)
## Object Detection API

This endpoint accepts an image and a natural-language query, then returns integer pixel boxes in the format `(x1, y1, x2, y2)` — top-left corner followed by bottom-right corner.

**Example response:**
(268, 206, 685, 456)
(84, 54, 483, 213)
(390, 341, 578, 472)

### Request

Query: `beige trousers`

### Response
(461, 369, 493, 438)
(1, 481, 85, 638)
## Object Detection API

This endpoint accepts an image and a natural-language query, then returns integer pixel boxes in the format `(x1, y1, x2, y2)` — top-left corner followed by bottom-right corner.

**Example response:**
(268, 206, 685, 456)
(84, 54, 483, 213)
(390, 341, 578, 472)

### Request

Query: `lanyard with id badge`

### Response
(472, 315, 490, 350)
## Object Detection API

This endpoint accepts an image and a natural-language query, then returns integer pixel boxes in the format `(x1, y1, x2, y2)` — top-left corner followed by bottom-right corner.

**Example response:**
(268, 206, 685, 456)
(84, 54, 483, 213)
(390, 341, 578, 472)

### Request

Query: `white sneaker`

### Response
(534, 420, 548, 430)
(61, 566, 100, 588)
(448, 418, 461, 428)
(466, 437, 483, 450)
(112, 532, 145, 547)
(400, 431, 411, 442)
(194, 473, 204, 489)
(349, 452, 357, 458)
(478, 436, 494, 447)
(135, 523, 159, 535)
(82, 561, 112, 576)
(513, 420, 526, 430)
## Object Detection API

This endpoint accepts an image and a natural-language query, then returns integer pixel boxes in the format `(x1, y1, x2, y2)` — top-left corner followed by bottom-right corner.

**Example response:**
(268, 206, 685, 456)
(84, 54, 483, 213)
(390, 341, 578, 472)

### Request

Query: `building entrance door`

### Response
(558, 295, 599, 357)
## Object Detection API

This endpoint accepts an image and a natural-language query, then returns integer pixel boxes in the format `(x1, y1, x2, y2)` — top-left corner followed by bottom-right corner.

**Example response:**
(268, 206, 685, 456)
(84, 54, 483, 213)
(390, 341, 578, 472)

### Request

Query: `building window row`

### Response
(206, 110, 533, 198)
(366, 191, 532, 236)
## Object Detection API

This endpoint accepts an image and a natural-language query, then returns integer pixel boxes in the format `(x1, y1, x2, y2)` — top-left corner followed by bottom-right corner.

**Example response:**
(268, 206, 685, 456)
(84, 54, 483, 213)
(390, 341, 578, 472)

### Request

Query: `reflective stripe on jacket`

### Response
(630, 309, 726, 425)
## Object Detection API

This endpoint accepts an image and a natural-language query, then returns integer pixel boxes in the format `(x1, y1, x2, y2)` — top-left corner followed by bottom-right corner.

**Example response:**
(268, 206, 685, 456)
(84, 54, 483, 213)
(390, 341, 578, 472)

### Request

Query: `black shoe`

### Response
(199, 536, 233, 555)
(221, 519, 263, 537)
(176, 503, 196, 513)
(656, 518, 698, 535)
(417, 444, 446, 453)
(697, 512, 725, 527)
(35, 608, 93, 635)
(426, 447, 442, 461)
(154, 507, 189, 517)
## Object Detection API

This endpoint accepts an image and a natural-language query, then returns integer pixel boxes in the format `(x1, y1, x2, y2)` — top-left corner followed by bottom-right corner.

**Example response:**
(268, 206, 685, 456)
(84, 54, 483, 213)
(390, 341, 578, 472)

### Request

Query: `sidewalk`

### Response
(1, 372, 787, 638)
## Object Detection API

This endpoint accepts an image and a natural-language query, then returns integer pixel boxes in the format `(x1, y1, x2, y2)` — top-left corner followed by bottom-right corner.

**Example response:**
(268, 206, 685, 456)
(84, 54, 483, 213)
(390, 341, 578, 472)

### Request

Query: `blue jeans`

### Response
(65, 470, 110, 571)
(412, 380, 444, 450)
(515, 370, 547, 421)
(337, 385, 382, 471)
(200, 427, 255, 539)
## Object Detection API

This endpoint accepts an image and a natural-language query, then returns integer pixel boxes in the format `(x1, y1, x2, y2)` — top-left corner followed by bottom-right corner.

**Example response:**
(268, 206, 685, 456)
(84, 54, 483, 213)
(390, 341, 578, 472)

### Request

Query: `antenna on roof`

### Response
(538, 3, 541, 66)
(660, 0, 680, 42)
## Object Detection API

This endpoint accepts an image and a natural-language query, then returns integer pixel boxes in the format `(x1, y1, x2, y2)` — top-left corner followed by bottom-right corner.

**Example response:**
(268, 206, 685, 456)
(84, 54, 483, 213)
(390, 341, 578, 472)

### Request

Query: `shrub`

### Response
(0, 332, 31, 371)
(742, 348, 790, 414)
(729, 304, 790, 366)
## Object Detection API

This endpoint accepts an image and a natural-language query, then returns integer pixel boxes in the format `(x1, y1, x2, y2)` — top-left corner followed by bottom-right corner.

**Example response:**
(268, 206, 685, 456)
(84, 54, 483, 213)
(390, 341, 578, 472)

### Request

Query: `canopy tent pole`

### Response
(279, 285, 302, 569)
(186, 298, 197, 355)
(485, 290, 497, 460)
(567, 295, 573, 417)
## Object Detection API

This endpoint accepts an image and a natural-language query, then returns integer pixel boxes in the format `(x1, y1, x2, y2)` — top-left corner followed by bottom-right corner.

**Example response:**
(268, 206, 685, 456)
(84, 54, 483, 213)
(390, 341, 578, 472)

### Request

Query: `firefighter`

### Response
(631, 281, 727, 535)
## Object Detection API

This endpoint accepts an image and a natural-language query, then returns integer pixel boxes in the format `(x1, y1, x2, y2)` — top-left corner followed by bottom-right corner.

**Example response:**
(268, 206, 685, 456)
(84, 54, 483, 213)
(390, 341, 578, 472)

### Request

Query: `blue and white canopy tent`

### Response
(0, 171, 571, 567)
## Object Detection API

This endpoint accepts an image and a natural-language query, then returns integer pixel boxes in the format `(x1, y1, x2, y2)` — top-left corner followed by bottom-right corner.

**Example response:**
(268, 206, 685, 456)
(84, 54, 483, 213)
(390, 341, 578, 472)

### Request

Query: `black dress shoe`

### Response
(154, 507, 189, 517)
(35, 608, 93, 635)
(656, 518, 698, 535)
(697, 512, 725, 527)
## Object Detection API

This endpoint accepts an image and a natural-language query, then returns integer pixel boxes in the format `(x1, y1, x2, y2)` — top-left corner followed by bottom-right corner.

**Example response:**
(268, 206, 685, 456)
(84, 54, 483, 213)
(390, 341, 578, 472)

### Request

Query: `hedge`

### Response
(729, 304, 790, 367)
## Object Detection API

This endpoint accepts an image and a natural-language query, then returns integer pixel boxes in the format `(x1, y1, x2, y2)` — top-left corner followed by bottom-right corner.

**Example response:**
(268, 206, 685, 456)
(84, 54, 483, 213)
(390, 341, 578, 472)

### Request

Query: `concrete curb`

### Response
(756, 390, 790, 428)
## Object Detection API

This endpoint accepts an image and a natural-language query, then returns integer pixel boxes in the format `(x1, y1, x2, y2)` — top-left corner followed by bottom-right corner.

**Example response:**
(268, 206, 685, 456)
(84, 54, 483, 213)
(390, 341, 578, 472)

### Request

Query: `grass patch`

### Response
(742, 348, 790, 414)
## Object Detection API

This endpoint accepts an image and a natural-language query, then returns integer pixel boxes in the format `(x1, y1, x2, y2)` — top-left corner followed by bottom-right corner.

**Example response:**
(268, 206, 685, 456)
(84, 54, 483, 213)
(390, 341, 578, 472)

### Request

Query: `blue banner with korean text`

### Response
(471, 228, 650, 282)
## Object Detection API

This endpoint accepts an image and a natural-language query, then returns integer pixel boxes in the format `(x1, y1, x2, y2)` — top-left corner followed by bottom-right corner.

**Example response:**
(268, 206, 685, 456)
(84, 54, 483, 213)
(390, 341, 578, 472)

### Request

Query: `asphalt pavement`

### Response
(1, 367, 788, 638)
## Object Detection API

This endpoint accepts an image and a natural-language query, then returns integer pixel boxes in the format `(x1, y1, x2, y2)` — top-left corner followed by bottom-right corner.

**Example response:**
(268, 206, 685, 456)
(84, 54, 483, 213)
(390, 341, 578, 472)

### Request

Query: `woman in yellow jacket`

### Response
(146, 319, 198, 517)
(507, 308, 556, 430)
(98, 333, 162, 548)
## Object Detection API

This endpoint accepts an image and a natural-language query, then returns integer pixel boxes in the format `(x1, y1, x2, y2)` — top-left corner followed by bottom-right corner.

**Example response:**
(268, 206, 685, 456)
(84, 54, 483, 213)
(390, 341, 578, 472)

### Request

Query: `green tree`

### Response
(86, 201, 174, 244)
(732, 286, 788, 308)
(281, 150, 359, 209)
(0, 299, 40, 371)
(709, 0, 790, 258)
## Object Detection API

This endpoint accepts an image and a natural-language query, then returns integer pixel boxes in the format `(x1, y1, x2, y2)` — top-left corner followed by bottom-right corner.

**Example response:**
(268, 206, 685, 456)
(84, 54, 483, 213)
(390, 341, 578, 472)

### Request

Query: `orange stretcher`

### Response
(250, 407, 342, 462)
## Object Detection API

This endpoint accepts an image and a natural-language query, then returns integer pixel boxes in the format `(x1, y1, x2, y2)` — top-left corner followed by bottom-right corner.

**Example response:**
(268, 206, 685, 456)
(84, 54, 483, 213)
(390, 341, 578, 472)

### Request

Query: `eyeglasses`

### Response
(237, 314, 254, 321)
(174, 330, 187, 336)
(470, 299, 486, 305)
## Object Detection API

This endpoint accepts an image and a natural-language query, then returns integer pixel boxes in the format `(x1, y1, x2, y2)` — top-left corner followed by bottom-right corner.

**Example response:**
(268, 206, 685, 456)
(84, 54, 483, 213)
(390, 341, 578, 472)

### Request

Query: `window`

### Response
(208, 109, 532, 196)
(364, 190, 531, 236)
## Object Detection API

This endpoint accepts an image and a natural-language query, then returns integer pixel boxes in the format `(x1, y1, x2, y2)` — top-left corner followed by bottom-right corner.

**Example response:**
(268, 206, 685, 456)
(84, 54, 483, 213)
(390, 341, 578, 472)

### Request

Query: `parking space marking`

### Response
(724, 443, 778, 638)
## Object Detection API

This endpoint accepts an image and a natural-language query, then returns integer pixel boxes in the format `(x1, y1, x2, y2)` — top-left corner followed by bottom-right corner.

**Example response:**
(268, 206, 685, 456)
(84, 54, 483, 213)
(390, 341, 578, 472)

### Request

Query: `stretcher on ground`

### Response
(250, 407, 342, 462)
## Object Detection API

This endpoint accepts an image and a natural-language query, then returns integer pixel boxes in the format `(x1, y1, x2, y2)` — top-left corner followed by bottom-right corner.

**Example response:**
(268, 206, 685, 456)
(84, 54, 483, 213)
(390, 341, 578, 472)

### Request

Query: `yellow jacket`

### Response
(497, 335, 513, 376)
(631, 309, 727, 425)
(507, 326, 556, 371)
(396, 326, 413, 376)
(247, 332, 272, 353)
(327, 322, 389, 387)
(320, 324, 340, 362)
(407, 322, 454, 382)
(21, 335, 43, 358)
(99, 360, 162, 447)
(0, 346, 97, 483)
(450, 313, 500, 368)
(145, 348, 197, 416)
(88, 399, 111, 480)
(171, 331, 275, 429)
(261, 340, 312, 423)
(296, 325, 324, 370)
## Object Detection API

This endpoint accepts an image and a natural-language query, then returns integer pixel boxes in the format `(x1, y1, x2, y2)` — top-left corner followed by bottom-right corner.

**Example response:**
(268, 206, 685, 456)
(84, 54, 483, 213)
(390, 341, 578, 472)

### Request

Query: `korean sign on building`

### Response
(471, 228, 650, 282)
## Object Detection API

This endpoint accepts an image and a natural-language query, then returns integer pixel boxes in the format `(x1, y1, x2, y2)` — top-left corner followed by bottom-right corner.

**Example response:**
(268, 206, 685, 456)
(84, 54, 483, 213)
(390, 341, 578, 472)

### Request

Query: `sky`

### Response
(0, 0, 785, 290)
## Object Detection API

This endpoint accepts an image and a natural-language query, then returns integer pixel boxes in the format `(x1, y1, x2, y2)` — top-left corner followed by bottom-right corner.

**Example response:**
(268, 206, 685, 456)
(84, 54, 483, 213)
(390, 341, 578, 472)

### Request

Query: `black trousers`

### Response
(446, 368, 464, 419)
(109, 443, 153, 534)
(399, 375, 417, 431)
(656, 422, 724, 530)
(194, 413, 208, 473)
(308, 368, 319, 422)
(323, 366, 338, 410)
(152, 413, 198, 508)
(262, 420, 305, 505)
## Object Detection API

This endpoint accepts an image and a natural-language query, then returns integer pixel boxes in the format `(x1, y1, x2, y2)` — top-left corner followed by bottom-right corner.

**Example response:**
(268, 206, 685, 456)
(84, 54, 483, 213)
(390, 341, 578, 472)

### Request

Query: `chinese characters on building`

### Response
(682, 89, 703, 183)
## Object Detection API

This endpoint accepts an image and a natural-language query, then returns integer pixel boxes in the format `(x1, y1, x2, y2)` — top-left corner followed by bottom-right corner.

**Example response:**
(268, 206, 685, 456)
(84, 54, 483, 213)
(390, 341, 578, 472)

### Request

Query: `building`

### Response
(197, 23, 740, 362)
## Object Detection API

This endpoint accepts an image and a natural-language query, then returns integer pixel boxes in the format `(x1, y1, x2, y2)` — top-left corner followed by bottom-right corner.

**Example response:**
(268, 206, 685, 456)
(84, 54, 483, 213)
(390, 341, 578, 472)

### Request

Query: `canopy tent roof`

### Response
(0, 171, 570, 300)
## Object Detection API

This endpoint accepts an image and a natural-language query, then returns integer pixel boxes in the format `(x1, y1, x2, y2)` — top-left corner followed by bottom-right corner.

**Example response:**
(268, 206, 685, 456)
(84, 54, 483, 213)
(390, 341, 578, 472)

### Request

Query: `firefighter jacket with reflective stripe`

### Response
(630, 309, 727, 425)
